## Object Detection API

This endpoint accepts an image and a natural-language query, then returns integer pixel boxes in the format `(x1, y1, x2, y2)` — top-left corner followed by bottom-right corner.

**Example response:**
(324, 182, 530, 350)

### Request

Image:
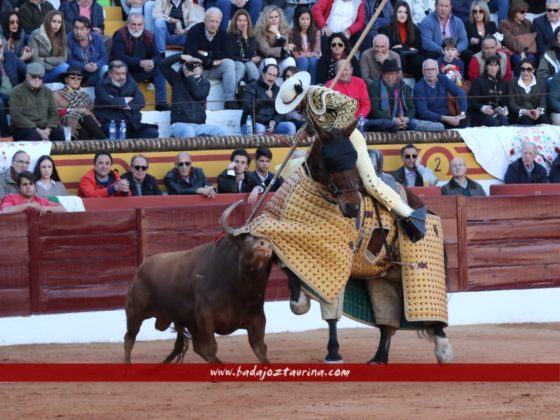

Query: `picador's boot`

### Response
(400, 207, 426, 243)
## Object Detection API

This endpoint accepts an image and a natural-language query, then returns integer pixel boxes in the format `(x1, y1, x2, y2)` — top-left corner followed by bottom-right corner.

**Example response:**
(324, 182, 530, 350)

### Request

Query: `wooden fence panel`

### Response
(32, 211, 138, 313)
(463, 195, 560, 291)
(0, 214, 30, 316)
(466, 196, 560, 220)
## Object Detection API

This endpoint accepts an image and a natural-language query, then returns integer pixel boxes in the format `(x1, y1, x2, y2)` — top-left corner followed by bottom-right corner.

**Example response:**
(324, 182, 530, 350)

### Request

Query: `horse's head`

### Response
(308, 120, 363, 218)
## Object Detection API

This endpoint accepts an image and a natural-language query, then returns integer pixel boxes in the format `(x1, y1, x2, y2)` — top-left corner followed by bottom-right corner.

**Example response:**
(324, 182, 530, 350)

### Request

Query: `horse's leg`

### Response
(325, 319, 343, 363)
(162, 323, 190, 363)
(286, 269, 310, 315)
(321, 292, 344, 363)
(433, 323, 454, 363)
(368, 325, 397, 364)
(247, 310, 270, 363)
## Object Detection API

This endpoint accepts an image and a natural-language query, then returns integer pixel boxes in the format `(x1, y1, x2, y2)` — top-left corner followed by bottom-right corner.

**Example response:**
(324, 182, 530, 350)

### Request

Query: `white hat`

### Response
(275, 71, 311, 114)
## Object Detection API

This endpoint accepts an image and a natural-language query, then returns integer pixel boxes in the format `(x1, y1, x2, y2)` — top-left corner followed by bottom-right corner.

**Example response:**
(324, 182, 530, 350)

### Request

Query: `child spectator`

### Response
(437, 37, 465, 86)
(0, 171, 66, 215)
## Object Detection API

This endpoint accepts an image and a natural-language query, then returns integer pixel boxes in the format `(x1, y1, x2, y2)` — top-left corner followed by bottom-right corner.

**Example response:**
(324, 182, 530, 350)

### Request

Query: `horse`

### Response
(277, 126, 453, 364)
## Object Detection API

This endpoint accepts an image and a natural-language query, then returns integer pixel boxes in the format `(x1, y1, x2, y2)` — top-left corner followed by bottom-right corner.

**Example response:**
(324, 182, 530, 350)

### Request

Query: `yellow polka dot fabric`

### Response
(399, 214, 449, 324)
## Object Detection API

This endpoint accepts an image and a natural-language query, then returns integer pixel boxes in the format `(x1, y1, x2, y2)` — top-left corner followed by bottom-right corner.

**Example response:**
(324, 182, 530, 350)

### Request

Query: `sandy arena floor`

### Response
(0, 323, 559, 419)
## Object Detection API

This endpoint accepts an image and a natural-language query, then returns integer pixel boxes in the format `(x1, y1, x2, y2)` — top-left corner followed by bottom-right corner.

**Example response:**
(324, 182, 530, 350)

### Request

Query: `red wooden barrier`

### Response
(490, 184, 560, 196)
(0, 192, 559, 317)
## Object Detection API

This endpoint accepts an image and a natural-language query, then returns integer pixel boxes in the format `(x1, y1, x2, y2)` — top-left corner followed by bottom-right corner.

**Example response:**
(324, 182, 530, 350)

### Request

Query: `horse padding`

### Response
(241, 168, 377, 303)
(399, 214, 448, 324)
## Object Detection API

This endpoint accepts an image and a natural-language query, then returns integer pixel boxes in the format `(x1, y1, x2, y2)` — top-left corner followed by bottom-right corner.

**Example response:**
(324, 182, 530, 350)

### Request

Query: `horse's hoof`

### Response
(289, 291, 310, 315)
(367, 358, 388, 364)
(434, 336, 454, 363)
(324, 354, 344, 364)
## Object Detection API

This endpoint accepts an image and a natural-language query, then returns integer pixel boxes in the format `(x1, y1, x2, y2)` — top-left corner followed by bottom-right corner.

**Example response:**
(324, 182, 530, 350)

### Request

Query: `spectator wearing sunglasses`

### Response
(9, 62, 65, 141)
(507, 58, 550, 125)
(164, 152, 216, 198)
(390, 144, 438, 187)
(533, 0, 560, 54)
(160, 53, 228, 138)
(121, 155, 162, 196)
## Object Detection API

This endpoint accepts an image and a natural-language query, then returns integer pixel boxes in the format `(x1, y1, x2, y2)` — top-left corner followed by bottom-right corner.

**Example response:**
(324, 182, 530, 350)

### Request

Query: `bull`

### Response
(124, 200, 274, 363)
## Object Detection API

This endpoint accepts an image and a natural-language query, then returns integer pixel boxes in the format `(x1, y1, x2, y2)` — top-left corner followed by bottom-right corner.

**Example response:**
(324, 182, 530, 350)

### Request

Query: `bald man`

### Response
(441, 157, 486, 196)
(359, 34, 402, 84)
(163, 152, 216, 197)
(504, 142, 549, 184)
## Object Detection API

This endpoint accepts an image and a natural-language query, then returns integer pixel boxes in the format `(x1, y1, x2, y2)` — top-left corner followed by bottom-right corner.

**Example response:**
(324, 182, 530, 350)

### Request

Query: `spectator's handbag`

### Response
(513, 32, 537, 54)
(447, 93, 460, 116)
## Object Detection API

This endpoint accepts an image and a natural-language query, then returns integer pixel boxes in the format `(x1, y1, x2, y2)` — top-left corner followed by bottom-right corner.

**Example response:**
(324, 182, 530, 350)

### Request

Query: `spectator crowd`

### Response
(2, 0, 560, 140)
(1, 0, 560, 212)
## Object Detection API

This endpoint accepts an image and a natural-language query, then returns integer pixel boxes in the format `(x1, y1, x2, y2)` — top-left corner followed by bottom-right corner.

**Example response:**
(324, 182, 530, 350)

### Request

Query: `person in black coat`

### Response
(121, 155, 163, 196)
(469, 55, 509, 127)
(217, 148, 262, 203)
(164, 151, 217, 198)
(240, 63, 296, 135)
(94, 60, 159, 139)
(533, 3, 560, 54)
(464, 0, 498, 54)
(504, 142, 549, 184)
(379, 1, 423, 77)
(159, 53, 227, 137)
(550, 154, 560, 182)
(0, 46, 26, 136)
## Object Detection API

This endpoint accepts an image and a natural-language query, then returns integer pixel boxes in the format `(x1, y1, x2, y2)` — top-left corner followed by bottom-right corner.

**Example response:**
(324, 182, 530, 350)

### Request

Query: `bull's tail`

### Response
(163, 323, 191, 363)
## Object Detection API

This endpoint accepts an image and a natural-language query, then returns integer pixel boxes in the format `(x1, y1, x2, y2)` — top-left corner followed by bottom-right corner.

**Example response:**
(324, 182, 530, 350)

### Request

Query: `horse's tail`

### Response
(163, 324, 191, 363)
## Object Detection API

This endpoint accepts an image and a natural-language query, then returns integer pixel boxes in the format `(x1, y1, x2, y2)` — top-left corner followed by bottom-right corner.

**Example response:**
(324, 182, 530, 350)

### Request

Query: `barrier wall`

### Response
(0, 192, 559, 318)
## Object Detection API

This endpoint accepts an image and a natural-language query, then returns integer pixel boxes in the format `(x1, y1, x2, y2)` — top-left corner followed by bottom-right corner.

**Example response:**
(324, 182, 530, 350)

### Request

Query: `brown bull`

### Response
(124, 200, 274, 363)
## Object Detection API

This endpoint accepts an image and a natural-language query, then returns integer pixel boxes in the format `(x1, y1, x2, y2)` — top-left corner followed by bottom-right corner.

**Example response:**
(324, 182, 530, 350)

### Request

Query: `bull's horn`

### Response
(220, 199, 245, 235)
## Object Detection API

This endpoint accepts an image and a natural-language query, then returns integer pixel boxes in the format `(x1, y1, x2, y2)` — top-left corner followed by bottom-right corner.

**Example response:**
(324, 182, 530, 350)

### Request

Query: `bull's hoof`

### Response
(434, 336, 454, 363)
(324, 353, 344, 364)
(289, 291, 310, 315)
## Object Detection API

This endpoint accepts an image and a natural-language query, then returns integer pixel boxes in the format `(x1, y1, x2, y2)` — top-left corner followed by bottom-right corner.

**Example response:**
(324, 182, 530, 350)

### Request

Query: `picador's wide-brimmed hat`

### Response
(275, 71, 311, 114)
(59, 66, 88, 84)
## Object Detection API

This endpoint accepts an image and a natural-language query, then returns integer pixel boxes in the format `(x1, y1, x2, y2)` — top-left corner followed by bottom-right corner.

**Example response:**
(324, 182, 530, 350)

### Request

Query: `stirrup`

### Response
(400, 207, 426, 243)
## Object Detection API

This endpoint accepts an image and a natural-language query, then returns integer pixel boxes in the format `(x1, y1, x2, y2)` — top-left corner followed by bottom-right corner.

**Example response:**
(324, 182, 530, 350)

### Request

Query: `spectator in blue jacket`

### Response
(59, 0, 105, 37)
(413, 58, 468, 128)
(0, 36, 27, 136)
(66, 16, 108, 85)
(420, 0, 471, 65)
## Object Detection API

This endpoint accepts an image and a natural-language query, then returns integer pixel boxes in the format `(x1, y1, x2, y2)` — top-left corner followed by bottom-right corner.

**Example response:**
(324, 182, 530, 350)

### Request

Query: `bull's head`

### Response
(220, 200, 274, 266)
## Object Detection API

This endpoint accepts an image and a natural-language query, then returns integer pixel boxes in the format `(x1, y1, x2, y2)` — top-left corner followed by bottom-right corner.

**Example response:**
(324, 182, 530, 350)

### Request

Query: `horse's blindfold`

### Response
(321, 138, 358, 174)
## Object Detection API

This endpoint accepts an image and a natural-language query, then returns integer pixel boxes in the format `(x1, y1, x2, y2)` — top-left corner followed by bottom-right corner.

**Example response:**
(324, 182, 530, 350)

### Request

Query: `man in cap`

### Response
(275, 71, 426, 242)
(368, 59, 445, 131)
(9, 62, 64, 141)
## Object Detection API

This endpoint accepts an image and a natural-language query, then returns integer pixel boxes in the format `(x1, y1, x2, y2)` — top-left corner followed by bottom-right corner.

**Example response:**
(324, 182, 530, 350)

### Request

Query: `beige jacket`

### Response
(28, 25, 67, 71)
(152, 0, 204, 31)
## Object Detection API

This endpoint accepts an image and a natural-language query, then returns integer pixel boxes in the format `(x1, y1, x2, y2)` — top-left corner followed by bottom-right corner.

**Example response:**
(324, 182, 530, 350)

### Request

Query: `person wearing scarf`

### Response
(53, 66, 105, 140)
(368, 59, 444, 131)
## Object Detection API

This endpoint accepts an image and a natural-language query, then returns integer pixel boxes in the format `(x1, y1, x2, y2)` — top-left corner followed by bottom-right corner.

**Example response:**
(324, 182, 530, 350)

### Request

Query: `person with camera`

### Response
(159, 52, 228, 138)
